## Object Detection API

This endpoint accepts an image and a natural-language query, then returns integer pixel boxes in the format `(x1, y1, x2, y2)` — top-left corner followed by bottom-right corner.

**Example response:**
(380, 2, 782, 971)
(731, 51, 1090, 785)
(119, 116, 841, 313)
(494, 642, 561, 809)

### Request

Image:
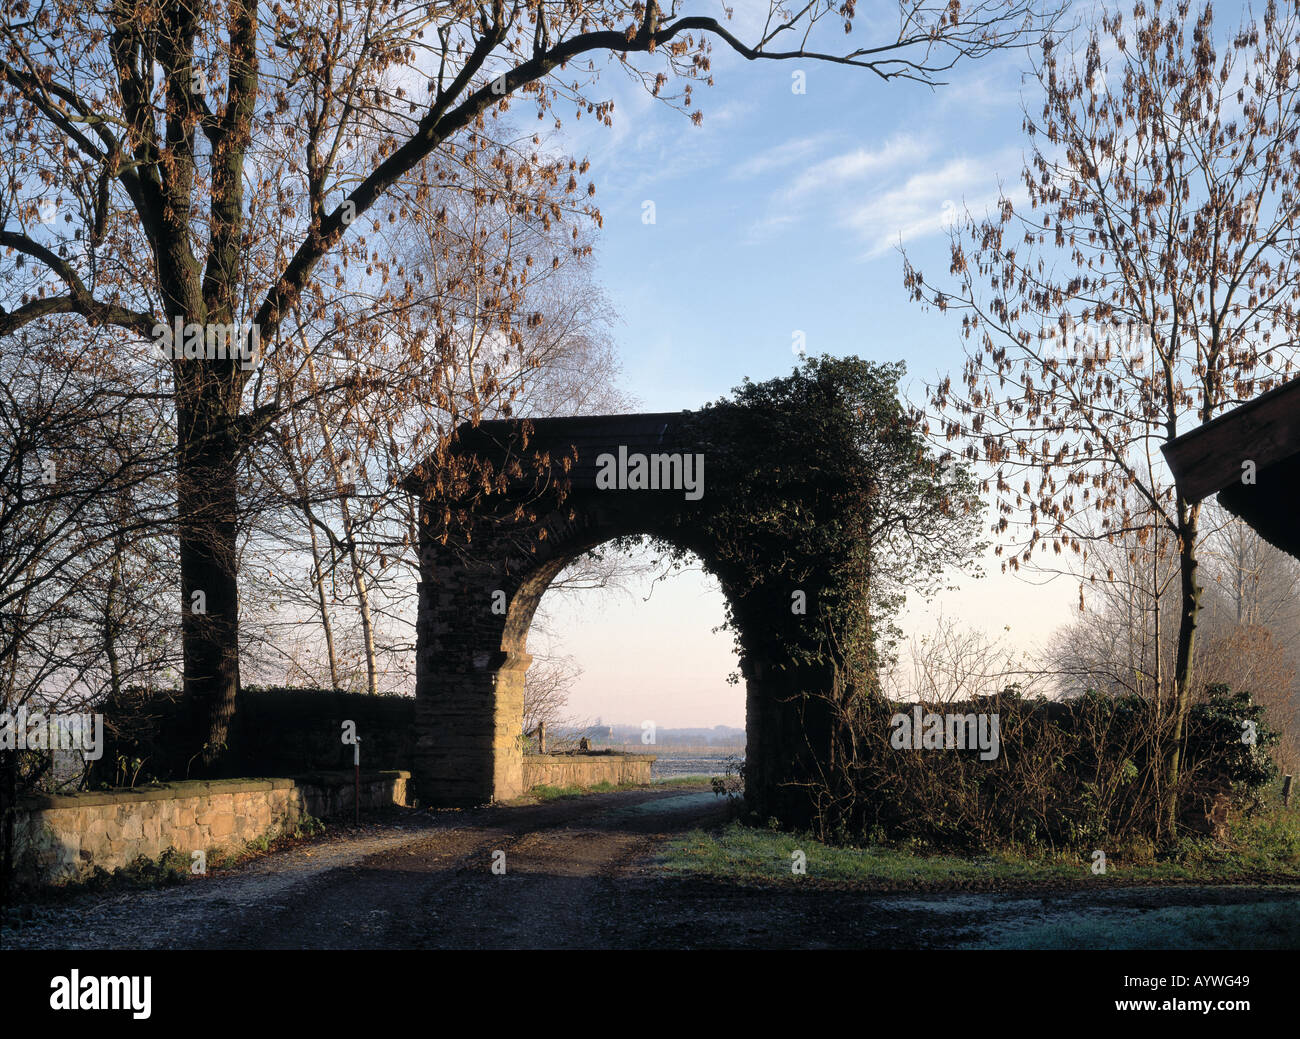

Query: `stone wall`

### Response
(522, 751, 654, 790)
(11, 771, 409, 886)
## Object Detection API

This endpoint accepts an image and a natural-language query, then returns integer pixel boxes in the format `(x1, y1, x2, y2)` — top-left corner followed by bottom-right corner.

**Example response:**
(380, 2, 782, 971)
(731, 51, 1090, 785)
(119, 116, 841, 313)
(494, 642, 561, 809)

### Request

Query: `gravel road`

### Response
(4, 784, 1297, 949)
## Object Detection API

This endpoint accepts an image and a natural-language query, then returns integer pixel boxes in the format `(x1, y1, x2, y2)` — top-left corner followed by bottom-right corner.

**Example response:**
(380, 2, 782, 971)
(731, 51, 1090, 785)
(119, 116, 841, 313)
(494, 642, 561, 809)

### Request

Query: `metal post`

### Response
(1283, 774, 1293, 808)
(354, 738, 361, 826)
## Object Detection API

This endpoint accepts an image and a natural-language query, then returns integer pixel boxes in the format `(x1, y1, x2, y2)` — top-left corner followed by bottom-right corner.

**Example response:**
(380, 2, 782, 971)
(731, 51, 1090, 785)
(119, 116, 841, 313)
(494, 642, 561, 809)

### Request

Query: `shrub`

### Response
(797, 683, 1279, 851)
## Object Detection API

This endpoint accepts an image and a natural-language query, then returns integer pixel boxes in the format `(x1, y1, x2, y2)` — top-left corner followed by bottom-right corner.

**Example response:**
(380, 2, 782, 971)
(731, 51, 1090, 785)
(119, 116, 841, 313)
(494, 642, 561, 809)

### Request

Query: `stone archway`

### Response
(403, 412, 837, 823)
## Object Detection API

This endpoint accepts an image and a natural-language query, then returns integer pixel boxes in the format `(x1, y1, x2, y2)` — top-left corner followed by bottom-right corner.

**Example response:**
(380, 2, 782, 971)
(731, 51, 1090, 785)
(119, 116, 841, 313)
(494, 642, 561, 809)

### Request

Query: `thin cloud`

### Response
(729, 133, 833, 180)
(847, 154, 1022, 258)
(782, 134, 932, 202)
(744, 133, 932, 241)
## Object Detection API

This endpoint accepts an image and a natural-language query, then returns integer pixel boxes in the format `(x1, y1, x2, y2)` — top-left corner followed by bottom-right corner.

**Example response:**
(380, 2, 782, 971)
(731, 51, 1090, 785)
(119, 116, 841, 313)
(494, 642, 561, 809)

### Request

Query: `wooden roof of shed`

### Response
(1161, 376, 1300, 557)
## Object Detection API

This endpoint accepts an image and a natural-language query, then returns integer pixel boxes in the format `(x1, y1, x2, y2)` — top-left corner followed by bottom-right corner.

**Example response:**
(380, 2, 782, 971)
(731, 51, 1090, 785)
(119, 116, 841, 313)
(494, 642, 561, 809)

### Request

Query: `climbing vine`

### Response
(654, 355, 986, 696)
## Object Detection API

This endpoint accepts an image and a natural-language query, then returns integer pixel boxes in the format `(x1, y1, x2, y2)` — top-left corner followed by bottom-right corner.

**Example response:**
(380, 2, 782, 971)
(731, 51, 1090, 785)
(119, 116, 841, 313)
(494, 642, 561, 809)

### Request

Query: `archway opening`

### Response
(516, 539, 747, 785)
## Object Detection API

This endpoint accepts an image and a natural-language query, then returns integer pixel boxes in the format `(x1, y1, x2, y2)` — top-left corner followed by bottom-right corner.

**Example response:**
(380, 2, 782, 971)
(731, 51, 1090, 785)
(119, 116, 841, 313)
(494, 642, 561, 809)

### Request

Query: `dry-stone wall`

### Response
(12, 771, 409, 885)
(521, 752, 654, 789)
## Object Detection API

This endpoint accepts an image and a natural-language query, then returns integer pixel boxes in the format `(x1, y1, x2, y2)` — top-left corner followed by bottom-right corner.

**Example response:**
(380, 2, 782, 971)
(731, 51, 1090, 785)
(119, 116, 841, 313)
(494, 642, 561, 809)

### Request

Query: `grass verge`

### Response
(528, 780, 635, 800)
(657, 803, 1300, 892)
(528, 777, 710, 801)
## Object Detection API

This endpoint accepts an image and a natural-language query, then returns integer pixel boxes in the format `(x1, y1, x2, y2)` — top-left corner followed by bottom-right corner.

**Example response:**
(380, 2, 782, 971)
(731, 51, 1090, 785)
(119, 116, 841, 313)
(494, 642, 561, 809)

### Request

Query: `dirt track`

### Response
(5, 784, 1298, 950)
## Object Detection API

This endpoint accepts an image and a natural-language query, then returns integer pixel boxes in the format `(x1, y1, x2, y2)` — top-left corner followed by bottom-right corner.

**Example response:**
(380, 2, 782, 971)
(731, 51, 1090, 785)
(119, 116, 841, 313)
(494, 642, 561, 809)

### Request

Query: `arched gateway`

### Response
(402, 411, 839, 824)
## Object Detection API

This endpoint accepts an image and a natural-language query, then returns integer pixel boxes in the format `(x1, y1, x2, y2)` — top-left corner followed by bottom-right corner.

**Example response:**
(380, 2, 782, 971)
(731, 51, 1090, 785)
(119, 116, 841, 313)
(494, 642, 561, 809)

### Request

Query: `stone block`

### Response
(208, 814, 235, 838)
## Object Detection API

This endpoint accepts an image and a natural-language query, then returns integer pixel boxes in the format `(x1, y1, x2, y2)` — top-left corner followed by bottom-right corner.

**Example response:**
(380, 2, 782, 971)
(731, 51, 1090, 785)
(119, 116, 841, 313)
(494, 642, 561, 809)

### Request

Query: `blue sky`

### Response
(531, 23, 1082, 728)
(564, 33, 1034, 410)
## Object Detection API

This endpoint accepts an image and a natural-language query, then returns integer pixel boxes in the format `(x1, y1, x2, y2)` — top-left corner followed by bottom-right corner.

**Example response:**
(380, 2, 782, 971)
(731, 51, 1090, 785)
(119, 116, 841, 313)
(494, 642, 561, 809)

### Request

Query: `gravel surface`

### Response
(4, 784, 1297, 949)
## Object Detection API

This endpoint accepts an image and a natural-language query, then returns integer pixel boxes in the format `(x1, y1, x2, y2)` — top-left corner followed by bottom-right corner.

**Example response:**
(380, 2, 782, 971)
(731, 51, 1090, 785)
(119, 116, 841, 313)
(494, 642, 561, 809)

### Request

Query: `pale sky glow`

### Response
(541, 546, 1075, 730)
(534, 554, 746, 730)
(524, 24, 1093, 728)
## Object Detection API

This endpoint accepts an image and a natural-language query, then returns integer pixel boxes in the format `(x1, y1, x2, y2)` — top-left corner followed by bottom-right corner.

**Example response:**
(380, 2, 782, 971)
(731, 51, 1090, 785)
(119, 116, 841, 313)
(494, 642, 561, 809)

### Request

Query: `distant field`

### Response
(586, 743, 744, 780)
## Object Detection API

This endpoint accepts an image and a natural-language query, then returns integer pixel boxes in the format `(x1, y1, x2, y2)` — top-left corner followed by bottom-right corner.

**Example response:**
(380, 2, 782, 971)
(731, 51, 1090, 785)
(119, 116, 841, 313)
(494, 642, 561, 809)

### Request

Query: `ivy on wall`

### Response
(651, 354, 986, 693)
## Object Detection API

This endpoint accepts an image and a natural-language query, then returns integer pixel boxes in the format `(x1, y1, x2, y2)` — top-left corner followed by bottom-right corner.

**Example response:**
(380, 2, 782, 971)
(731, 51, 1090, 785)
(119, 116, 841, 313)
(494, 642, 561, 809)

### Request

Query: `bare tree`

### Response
(884, 612, 1040, 705)
(905, 0, 1300, 833)
(1, 323, 177, 713)
(522, 652, 581, 741)
(1045, 496, 1182, 699)
(1, 321, 179, 885)
(0, 0, 1058, 771)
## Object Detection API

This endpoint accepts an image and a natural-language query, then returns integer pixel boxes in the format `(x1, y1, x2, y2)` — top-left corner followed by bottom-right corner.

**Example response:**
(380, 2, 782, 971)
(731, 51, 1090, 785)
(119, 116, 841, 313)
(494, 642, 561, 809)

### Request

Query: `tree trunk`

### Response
(104, 538, 123, 699)
(281, 424, 342, 690)
(301, 346, 378, 696)
(1152, 525, 1162, 702)
(307, 521, 341, 690)
(339, 501, 378, 697)
(178, 395, 242, 775)
(1163, 497, 1202, 836)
